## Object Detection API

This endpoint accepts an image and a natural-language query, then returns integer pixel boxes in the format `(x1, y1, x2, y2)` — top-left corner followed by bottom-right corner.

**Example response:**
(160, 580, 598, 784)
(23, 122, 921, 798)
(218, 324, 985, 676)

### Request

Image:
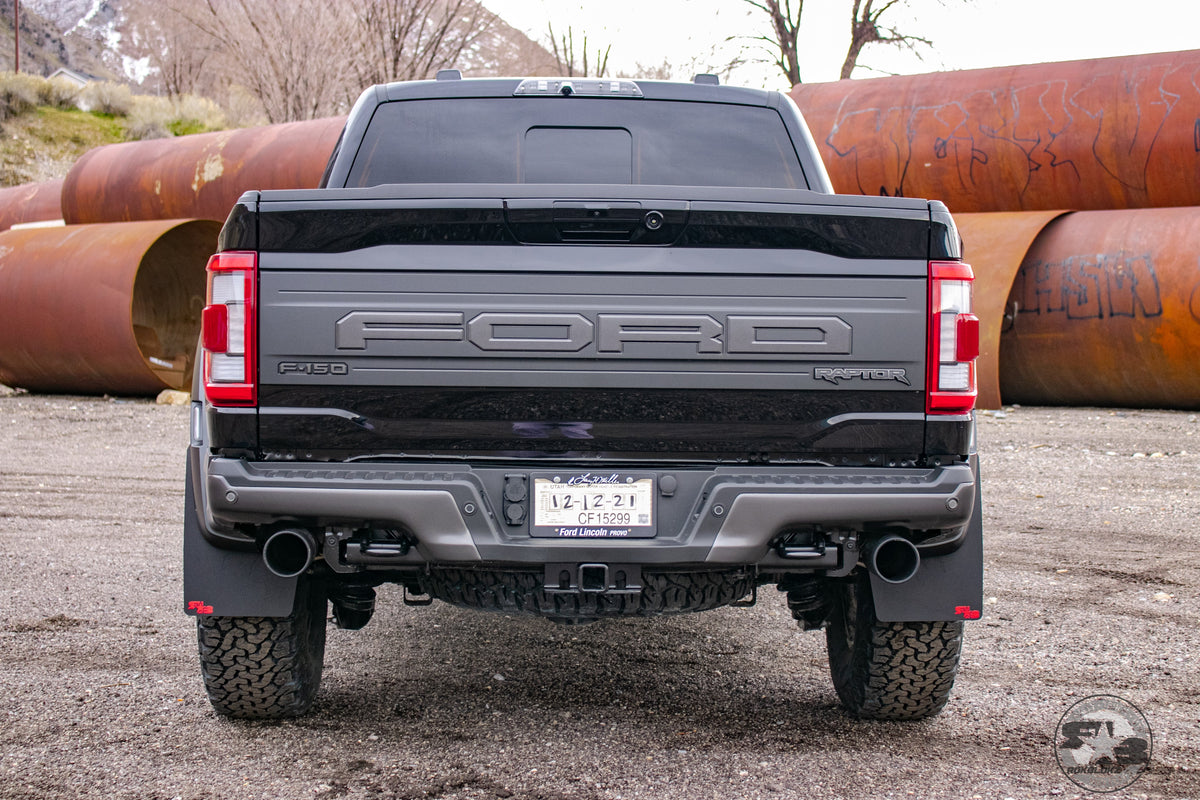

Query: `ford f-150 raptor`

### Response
(184, 72, 983, 721)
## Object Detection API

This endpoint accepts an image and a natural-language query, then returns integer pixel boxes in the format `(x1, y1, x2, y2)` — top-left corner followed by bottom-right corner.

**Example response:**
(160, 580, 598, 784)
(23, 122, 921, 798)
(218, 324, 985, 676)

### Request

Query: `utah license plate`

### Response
(530, 473, 655, 538)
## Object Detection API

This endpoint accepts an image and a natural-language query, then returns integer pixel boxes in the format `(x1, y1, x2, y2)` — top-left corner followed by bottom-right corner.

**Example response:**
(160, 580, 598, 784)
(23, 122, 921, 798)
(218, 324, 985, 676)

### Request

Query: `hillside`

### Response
(0, 105, 122, 185)
(0, 73, 227, 187)
(0, 0, 122, 80)
(0, 0, 559, 188)
(4, 0, 556, 92)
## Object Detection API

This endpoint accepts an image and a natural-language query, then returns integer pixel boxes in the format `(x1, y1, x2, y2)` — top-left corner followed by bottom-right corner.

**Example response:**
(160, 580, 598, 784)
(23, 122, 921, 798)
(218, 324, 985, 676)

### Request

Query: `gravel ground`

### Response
(0, 394, 1197, 800)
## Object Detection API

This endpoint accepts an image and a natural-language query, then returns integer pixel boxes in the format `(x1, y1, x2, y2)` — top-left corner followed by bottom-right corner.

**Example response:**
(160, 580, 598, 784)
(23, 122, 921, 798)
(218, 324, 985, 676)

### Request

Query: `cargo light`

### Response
(927, 260, 979, 415)
(513, 78, 643, 97)
(201, 251, 257, 406)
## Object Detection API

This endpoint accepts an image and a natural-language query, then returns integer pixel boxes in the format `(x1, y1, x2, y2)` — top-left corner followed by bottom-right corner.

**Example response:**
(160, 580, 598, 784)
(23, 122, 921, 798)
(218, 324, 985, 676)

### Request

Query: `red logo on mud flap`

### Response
(187, 600, 214, 615)
(954, 605, 982, 620)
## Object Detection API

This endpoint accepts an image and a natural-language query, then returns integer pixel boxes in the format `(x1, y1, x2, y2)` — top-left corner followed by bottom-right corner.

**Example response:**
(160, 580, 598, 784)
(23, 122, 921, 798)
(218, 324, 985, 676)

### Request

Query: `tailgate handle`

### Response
(503, 199, 688, 243)
(550, 201, 642, 221)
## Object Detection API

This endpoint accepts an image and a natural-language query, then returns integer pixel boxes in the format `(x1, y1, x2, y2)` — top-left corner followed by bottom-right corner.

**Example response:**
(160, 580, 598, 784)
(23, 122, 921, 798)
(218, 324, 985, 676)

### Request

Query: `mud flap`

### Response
(869, 465, 984, 623)
(183, 453, 298, 618)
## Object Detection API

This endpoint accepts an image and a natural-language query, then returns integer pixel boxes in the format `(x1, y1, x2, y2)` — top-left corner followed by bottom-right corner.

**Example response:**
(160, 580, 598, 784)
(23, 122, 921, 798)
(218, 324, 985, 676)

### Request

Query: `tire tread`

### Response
(826, 575, 963, 721)
(196, 580, 327, 719)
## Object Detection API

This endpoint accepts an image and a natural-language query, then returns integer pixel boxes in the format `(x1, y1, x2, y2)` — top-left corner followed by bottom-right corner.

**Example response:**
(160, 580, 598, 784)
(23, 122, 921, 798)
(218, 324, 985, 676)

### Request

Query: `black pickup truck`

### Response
(184, 74, 983, 721)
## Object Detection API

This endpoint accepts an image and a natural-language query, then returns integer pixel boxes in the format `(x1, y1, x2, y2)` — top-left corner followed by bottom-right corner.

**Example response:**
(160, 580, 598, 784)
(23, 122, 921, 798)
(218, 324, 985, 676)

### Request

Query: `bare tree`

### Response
(740, 0, 942, 85)
(840, 0, 932, 79)
(125, 0, 213, 97)
(468, 16, 558, 77)
(166, 0, 351, 123)
(131, 0, 556, 123)
(739, 0, 804, 86)
(349, 0, 501, 87)
(631, 59, 674, 81)
(547, 23, 611, 78)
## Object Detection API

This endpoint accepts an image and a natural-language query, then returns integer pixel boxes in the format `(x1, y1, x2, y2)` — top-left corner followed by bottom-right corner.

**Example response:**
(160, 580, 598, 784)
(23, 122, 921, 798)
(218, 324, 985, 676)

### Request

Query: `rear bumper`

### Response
(202, 456, 976, 567)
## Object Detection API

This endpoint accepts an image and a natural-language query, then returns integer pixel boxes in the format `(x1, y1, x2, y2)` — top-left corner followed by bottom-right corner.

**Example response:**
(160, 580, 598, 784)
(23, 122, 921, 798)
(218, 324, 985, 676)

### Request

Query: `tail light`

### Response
(927, 260, 979, 415)
(201, 251, 257, 406)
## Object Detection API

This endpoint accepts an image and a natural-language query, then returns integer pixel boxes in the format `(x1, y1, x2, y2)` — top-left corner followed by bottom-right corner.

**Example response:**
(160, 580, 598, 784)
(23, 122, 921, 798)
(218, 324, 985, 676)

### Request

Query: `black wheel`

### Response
(196, 578, 327, 719)
(825, 573, 963, 720)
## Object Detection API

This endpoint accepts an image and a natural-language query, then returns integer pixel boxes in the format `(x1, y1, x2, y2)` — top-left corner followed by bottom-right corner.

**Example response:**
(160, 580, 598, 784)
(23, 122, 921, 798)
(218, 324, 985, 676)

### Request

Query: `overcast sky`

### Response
(482, 0, 1200, 88)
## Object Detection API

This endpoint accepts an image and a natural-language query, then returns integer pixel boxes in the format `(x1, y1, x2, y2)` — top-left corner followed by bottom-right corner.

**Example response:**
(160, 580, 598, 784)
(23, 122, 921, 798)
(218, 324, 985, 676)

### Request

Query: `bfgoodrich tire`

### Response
(825, 573, 963, 720)
(196, 578, 327, 719)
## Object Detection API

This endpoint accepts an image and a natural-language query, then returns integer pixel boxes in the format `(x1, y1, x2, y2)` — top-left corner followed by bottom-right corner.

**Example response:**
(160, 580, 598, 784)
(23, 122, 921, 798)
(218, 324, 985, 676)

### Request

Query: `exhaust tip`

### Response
(866, 535, 920, 584)
(262, 529, 316, 579)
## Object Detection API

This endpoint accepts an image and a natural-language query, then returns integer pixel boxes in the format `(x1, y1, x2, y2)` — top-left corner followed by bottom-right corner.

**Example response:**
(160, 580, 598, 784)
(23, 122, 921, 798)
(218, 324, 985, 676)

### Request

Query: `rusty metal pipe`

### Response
(61, 117, 345, 225)
(791, 50, 1200, 213)
(0, 179, 64, 232)
(0, 219, 221, 395)
(955, 211, 1068, 409)
(999, 207, 1200, 409)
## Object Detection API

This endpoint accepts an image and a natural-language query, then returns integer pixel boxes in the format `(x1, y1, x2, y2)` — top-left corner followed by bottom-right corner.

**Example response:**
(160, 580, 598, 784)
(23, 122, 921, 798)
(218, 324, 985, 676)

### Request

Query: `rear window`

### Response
(346, 98, 809, 189)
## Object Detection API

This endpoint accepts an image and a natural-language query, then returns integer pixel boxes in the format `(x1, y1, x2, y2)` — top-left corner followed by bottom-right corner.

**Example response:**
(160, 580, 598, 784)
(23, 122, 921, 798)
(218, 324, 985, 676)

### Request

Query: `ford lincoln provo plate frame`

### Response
(530, 472, 656, 538)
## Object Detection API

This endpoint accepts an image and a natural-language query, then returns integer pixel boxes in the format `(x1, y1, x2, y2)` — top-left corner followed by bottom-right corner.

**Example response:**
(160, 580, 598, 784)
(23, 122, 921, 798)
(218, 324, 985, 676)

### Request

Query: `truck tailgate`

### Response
(251, 191, 932, 462)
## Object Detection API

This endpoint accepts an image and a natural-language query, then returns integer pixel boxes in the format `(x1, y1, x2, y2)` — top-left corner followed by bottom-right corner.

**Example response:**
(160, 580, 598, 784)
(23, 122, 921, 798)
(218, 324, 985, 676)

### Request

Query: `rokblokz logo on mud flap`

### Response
(1055, 694, 1152, 793)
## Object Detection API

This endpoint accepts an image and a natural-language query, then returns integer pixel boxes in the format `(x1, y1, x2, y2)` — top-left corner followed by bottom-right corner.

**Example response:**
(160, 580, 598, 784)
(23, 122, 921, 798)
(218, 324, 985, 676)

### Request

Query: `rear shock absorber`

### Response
(328, 583, 377, 630)
(779, 575, 831, 631)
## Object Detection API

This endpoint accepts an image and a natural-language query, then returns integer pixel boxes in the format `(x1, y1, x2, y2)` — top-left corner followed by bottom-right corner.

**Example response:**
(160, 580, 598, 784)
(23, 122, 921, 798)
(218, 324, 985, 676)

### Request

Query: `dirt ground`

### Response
(0, 394, 1196, 800)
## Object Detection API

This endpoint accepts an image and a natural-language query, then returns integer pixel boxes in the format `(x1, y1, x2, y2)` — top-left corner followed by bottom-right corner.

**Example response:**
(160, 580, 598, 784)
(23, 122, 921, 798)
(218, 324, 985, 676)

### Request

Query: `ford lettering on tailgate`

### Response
(334, 311, 852, 356)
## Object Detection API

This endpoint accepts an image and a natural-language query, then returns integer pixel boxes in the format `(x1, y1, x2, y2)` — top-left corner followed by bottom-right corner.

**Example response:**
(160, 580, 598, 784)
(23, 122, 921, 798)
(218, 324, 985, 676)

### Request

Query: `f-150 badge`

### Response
(814, 367, 910, 386)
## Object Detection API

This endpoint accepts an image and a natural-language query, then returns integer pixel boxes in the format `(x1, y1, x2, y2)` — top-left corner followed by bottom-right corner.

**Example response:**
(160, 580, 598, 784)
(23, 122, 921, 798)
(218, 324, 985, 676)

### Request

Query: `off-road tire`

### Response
(825, 573, 963, 720)
(196, 578, 328, 719)
(421, 568, 754, 622)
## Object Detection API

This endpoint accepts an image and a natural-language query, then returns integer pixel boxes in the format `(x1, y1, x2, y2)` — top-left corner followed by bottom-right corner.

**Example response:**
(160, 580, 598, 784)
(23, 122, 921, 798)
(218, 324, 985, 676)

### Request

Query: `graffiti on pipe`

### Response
(821, 63, 1198, 207)
(1010, 253, 1163, 322)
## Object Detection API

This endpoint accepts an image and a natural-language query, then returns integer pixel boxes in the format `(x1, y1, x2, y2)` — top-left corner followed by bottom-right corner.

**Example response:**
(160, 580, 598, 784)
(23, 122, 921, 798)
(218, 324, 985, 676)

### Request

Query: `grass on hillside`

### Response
(0, 72, 230, 188)
(0, 107, 126, 185)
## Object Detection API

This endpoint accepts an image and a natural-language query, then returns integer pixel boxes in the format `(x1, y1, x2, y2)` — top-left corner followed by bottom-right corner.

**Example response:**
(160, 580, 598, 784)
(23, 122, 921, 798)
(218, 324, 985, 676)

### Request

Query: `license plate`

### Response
(530, 473, 656, 538)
